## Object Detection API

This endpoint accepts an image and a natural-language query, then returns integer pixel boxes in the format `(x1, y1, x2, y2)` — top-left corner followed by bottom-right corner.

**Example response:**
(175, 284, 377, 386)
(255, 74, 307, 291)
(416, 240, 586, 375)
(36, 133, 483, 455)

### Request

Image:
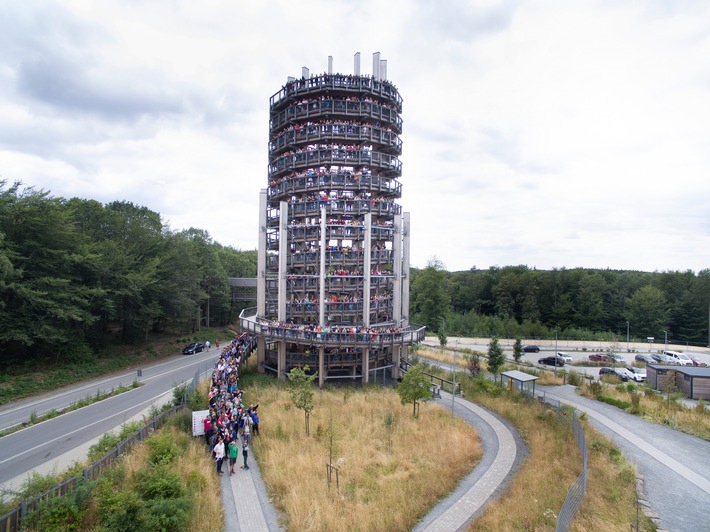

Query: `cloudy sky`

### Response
(2, 0, 709, 273)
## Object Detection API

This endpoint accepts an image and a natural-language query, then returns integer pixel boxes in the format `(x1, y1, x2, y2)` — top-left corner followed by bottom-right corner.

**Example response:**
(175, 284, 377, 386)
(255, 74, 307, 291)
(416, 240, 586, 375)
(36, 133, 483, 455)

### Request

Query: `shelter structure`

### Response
(646, 364, 710, 400)
(501, 370, 539, 396)
(240, 53, 425, 386)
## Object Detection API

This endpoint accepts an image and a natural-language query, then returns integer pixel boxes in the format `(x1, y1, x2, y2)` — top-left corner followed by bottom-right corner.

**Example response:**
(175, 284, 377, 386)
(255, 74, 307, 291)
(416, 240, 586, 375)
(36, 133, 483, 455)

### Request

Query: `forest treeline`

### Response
(410, 258, 710, 347)
(3, 181, 708, 367)
(0, 181, 257, 366)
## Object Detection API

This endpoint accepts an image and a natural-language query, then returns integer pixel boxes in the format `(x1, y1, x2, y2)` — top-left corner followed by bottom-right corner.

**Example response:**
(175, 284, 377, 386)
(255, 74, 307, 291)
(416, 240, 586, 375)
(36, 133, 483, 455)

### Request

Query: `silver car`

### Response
(625, 366, 646, 382)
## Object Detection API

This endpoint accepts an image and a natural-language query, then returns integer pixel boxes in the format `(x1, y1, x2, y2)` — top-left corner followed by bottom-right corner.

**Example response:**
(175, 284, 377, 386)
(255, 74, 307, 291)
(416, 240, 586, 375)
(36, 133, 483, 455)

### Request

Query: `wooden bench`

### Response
(431, 383, 441, 399)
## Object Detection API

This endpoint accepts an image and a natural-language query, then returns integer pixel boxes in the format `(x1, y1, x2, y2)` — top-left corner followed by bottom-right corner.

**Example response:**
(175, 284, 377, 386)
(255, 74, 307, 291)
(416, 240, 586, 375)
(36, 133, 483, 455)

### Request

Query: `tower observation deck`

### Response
(240, 52, 425, 386)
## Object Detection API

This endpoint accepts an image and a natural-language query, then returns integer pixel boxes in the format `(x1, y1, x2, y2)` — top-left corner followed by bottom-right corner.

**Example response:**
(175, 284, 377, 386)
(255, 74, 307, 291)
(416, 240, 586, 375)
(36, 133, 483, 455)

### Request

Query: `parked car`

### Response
(539, 355, 565, 367)
(663, 351, 693, 366)
(599, 366, 629, 381)
(634, 354, 654, 364)
(625, 366, 646, 382)
(651, 353, 670, 363)
(608, 353, 625, 363)
(182, 342, 205, 355)
(589, 353, 611, 363)
(557, 352, 573, 363)
(522, 345, 540, 353)
(688, 355, 707, 367)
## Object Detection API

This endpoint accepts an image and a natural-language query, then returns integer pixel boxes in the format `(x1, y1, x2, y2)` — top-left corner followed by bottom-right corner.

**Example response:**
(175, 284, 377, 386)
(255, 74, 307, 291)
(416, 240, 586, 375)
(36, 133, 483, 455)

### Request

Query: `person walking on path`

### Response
(228, 438, 239, 475)
(242, 414, 251, 446)
(241, 439, 249, 470)
(250, 409, 259, 437)
(205, 340, 211, 351)
(214, 436, 225, 475)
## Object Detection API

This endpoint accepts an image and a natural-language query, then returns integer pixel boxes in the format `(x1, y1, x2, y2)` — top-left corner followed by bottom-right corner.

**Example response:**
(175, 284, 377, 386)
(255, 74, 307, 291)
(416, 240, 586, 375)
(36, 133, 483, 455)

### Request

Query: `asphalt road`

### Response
(0, 349, 218, 492)
(542, 384, 710, 532)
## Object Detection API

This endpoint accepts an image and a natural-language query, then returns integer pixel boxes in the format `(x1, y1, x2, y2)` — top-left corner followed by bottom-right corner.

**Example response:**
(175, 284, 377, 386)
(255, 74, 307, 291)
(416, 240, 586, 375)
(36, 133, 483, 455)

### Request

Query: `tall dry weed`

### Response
(467, 392, 651, 531)
(251, 385, 481, 531)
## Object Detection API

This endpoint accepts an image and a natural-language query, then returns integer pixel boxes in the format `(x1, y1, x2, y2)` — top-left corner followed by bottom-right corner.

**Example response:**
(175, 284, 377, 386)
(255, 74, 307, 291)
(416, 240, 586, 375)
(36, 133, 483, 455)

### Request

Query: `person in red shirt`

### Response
(203, 415, 211, 445)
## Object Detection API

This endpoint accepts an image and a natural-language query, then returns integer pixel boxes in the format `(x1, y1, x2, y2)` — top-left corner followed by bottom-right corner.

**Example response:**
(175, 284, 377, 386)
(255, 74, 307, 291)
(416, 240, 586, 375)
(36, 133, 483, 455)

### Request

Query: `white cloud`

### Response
(1, 0, 709, 273)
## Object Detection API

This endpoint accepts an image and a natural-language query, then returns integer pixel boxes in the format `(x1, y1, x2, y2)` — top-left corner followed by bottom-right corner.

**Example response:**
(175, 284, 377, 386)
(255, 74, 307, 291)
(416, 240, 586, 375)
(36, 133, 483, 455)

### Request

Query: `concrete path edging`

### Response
(417, 391, 520, 531)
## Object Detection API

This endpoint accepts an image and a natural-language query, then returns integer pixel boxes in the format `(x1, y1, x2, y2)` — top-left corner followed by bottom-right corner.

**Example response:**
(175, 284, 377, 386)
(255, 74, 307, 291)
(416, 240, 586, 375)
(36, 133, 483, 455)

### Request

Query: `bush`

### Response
(587, 381, 603, 398)
(598, 395, 631, 410)
(566, 370, 583, 387)
(145, 429, 188, 466)
(98, 488, 143, 532)
(23, 480, 93, 532)
(629, 393, 641, 414)
(139, 496, 193, 532)
(470, 373, 502, 396)
(166, 410, 193, 434)
(135, 466, 184, 500)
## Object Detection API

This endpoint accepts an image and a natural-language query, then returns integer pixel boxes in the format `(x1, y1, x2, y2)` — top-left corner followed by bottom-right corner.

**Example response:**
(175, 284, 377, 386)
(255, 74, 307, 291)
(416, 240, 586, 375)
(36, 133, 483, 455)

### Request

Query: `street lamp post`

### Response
(451, 338, 458, 419)
(664, 330, 668, 353)
(626, 321, 630, 352)
(554, 328, 558, 377)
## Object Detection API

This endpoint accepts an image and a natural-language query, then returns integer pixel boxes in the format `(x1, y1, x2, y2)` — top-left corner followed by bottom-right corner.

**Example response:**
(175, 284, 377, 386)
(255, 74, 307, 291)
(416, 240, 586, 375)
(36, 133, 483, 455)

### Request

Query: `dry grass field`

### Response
(248, 383, 481, 532)
(464, 390, 648, 531)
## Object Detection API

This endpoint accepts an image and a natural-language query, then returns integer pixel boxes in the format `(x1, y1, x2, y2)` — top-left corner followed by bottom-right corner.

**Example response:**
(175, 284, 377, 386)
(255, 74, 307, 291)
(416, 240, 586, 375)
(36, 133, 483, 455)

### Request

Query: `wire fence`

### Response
(0, 373, 205, 532)
(521, 390, 588, 532)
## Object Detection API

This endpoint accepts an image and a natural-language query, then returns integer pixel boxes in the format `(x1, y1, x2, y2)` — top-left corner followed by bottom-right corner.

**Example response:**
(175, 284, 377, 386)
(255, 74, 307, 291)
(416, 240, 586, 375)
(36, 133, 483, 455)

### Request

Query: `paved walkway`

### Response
(415, 391, 524, 531)
(221, 440, 282, 531)
(540, 384, 710, 532)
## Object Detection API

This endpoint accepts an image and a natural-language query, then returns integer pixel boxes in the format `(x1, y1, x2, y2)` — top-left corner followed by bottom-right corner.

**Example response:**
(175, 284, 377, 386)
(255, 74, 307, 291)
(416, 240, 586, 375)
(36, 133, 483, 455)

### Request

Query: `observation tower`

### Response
(240, 52, 425, 386)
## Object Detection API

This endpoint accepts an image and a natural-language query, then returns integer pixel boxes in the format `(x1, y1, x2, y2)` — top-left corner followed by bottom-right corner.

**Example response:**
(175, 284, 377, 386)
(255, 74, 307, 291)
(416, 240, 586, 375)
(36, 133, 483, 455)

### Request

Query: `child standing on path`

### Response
(241, 439, 249, 470)
(228, 438, 239, 475)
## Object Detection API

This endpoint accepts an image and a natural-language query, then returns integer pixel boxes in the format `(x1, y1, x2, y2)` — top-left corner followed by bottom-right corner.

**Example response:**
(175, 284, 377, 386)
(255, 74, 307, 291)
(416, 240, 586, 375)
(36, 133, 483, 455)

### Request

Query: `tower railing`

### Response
(268, 172, 402, 200)
(239, 307, 425, 347)
(270, 124, 402, 155)
(270, 73, 402, 110)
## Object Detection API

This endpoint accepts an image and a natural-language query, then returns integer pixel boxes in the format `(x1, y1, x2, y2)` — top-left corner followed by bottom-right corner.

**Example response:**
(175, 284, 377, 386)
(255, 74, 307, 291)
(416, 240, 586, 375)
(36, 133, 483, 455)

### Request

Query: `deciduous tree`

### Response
(397, 364, 431, 417)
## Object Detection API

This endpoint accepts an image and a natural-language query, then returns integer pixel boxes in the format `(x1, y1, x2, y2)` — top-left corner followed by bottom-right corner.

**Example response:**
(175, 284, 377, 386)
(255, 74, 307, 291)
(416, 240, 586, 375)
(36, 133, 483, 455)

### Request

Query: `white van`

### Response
(663, 351, 693, 366)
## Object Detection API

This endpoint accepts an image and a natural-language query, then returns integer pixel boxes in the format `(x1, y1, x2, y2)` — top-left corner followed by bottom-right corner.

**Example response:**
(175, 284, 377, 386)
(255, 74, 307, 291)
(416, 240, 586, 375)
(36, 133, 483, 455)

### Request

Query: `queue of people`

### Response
(202, 334, 260, 476)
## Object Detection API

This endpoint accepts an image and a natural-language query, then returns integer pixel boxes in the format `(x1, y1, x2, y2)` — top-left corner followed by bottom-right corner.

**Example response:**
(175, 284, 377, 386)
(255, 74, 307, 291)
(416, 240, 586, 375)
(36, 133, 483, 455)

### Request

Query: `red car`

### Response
(589, 353, 611, 362)
(689, 355, 707, 367)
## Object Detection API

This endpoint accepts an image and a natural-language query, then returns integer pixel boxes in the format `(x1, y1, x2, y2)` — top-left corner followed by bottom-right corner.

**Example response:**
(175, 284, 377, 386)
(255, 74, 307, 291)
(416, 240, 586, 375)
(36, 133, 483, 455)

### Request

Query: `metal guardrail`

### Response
(0, 380, 204, 532)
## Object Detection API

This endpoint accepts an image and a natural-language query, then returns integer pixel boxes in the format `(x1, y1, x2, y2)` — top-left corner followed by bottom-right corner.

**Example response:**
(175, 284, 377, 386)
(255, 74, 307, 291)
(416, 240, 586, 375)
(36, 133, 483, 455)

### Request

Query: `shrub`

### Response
(98, 488, 143, 531)
(166, 410, 193, 434)
(587, 381, 603, 398)
(566, 370, 583, 387)
(24, 479, 93, 531)
(139, 496, 193, 532)
(470, 373, 501, 396)
(629, 393, 641, 414)
(135, 466, 184, 500)
(145, 429, 188, 466)
(598, 395, 631, 410)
